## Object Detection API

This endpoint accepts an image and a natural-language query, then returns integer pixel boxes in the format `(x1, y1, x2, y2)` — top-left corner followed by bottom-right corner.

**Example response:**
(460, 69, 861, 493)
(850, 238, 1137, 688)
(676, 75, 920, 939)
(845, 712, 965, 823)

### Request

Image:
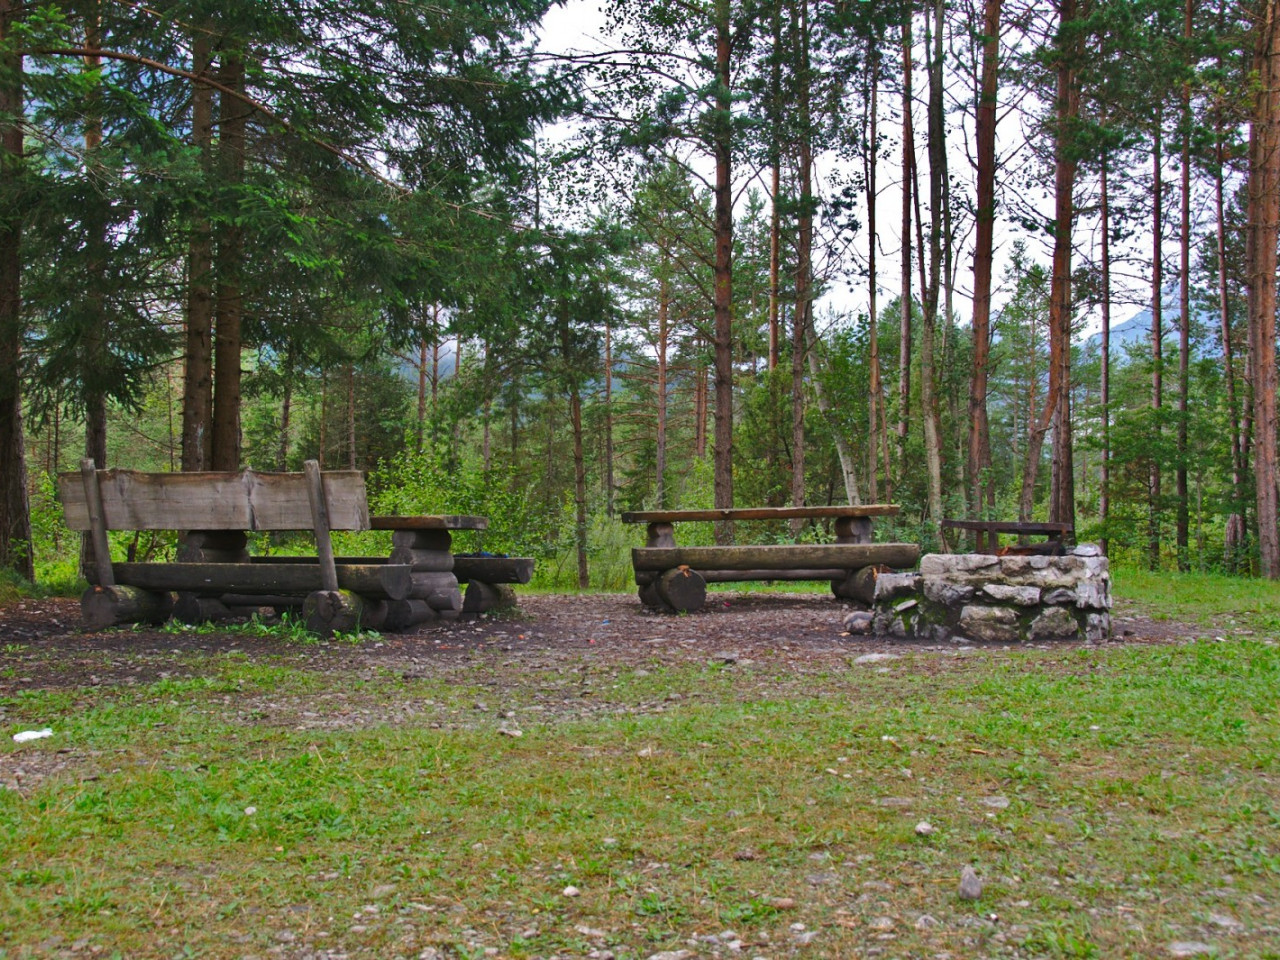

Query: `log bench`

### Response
(941, 519, 1073, 555)
(621, 506, 920, 613)
(57, 459, 495, 636)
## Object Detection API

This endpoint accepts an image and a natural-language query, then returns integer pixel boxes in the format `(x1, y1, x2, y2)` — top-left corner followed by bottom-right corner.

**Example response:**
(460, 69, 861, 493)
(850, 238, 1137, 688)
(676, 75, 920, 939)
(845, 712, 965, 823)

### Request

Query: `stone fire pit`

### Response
(865, 544, 1110, 643)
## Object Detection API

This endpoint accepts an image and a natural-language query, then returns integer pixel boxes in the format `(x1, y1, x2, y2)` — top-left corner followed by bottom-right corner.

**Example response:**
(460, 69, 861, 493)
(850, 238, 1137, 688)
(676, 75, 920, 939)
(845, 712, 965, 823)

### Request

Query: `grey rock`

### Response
(959, 865, 983, 900)
(1029, 606, 1080, 642)
(894, 598, 918, 614)
(843, 610, 874, 634)
(1085, 612, 1111, 642)
(923, 577, 976, 606)
(959, 605, 1019, 644)
(1073, 543, 1103, 557)
(854, 653, 900, 664)
(915, 914, 940, 929)
(1041, 588, 1076, 605)
(920, 554, 1000, 576)
(874, 572, 920, 601)
(982, 583, 1041, 606)
(1075, 580, 1110, 610)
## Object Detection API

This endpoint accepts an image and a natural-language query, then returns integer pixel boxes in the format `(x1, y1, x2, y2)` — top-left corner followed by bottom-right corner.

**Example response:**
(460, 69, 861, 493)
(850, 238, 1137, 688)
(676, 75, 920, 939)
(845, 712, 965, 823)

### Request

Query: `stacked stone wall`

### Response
(869, 545, 1110, 643)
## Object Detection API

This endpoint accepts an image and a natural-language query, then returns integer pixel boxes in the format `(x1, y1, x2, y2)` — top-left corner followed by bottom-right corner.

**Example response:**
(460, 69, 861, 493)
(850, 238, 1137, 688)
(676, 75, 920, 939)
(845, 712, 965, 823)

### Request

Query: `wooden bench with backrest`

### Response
(621, 505, 920, 613)
(58, 459, 489, 635)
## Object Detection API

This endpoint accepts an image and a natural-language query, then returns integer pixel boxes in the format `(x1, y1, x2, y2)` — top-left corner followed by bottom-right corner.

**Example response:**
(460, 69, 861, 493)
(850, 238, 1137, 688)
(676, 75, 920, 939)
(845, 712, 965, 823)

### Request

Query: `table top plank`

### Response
(370, 515, 489, 531)
(941, 520, 1071, 535)
(621, 505, 900, 523)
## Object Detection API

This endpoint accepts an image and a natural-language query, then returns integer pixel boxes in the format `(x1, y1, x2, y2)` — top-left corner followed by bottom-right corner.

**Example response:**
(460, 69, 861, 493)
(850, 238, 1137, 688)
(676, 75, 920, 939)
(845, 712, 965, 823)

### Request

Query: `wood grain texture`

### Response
(58, 469, 370, 531)
(621, 504, 899, 523)
(371, 515, 488, 530)
(111, 561, 412, 599)
(631, 543, 919, 572)
(452, 557, 534, 584)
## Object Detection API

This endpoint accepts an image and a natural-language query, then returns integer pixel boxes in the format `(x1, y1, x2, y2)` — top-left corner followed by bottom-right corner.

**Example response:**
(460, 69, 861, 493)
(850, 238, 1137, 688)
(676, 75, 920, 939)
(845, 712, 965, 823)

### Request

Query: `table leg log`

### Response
(407, 572, 462, 612)
(302, 589, 364, 637)
(462, 581, 516, 614)
(81, 584, 173, 630)
(639, 567, 707, 613)
(369, 599, 438, 632)
(831, 565, 883, 604)
(388, 546, 455, 572)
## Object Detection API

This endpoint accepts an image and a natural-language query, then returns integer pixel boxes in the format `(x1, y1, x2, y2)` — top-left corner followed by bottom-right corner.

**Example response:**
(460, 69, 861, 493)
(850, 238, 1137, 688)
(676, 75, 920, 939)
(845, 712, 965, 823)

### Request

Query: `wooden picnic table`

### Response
(941, 519, 1073, 554)
(620, 505, 918, 612)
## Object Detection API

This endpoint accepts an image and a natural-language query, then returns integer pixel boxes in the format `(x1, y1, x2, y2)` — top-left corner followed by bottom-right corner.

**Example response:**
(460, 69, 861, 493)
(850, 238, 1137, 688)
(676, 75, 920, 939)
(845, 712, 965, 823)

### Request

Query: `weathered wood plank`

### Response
(370, 515, 488, 531)
(635, 567, 851, 585)
(304, 460, 339, 592)
(58, 469, 369, 531)
(452, 557, 534, 584)
(631, 543, 920, 572)
(940, 520, 1071, 536)
(112, 562, 413, 599)
(80, 459, 115, 586)
(621, 505, 900, 524)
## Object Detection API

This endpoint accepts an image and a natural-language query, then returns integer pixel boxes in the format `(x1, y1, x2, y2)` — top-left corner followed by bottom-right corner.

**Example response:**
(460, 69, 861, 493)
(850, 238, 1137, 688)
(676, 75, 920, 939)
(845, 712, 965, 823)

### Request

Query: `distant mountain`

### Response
(1085, 291, 1219, 358)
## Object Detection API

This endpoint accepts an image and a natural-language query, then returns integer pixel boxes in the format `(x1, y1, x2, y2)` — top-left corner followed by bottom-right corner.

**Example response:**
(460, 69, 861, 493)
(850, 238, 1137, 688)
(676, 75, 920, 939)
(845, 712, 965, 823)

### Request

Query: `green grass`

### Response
(2, 639, 1278, 958)
(1113, 566, 1280, 632)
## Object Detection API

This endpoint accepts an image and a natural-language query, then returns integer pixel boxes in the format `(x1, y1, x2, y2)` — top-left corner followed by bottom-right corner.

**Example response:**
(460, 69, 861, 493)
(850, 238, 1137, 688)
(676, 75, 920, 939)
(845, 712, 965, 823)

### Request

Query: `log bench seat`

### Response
(622, 506, 920, 613)
(57, 459, 509, 635)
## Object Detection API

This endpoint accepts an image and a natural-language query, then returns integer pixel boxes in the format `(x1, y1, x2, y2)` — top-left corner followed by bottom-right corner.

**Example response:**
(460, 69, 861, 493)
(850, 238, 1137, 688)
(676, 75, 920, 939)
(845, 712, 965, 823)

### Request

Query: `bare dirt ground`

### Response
(0, 591, 1199, 694)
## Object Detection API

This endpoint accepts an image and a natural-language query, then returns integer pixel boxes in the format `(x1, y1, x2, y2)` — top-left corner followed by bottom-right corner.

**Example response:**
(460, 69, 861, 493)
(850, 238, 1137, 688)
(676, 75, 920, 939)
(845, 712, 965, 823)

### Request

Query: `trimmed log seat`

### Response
(622, 506, 920, 613)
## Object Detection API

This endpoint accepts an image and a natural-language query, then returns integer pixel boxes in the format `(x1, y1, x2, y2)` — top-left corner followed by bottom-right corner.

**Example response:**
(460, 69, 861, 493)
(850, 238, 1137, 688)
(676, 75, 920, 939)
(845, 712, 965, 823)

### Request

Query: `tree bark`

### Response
(211, 52, 246, 471)
(1217, 136, 1247, 564)
(1149, 117, 1164, 570)
(1100, 155, 1112, 556)
(181, 32, 215, 471)
(920, 0, 946, 540)
(711, 0, 735, 540)
(569, 383, 589, 588)
(656, 250, 670, 506)
(865, 46, 882, 503)
(897, 15, 914, 480)
(1176, 0, 1192, 570)
(1247, 0, 1280, 578)
(968, 0, 1001, 552)
(604, 321, 615, 517)
(0, 0, 33, 580)
(791, 0, 812, 534)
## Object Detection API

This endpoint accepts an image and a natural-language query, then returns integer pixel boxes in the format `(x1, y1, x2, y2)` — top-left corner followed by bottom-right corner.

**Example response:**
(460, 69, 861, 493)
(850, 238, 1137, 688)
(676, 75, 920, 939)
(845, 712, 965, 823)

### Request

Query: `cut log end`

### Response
(302, 590, 364, 637)
(81, 584, 173, 630)
(462, 580, 517, 614)
(639, 567, 707, 613)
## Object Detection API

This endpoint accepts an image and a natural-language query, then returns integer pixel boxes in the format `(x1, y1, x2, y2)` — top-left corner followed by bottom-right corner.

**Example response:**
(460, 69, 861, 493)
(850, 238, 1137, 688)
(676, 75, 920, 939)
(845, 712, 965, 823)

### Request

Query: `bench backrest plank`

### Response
(58, 468, 370, 532)
(621, 505, 899, 523)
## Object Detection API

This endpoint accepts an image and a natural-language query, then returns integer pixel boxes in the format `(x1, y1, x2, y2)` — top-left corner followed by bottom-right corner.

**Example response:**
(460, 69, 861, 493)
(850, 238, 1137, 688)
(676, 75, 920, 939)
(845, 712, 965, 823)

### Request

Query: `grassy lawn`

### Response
(3, 623, 1278, 959)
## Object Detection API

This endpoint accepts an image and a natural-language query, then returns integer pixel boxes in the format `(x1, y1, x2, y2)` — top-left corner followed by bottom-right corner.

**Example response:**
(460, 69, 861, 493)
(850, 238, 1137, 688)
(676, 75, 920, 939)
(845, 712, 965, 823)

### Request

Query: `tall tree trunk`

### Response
(346, 362, 356, 470)
(1247, 0, 1280, 578)
(919, 0, 946, 541)
(865, 46, 882, 503)
(1217, 138, 1247, 563)
(278, 368, 292, 471)
(604, 322, 615, 517)
(968, 0, 1001, 552)
(791, 0, 812, 534)
(1023, 0, 1081, 528)
(694, 358, 708, 460)
(211, 52, 246, 471)
(181, 32, 215, 471)
(656, 254, 670, 506)
(711, 0, 735, 539)
(569, 382, 589, 588)
(768, 0, 782, 373)
(897, 15, 914, 480)
(0, 0, 33, 580)
(1175, 0, 1192, 570)
(1148, 118, 1164, 570)
(1100, 155, 1112, 556)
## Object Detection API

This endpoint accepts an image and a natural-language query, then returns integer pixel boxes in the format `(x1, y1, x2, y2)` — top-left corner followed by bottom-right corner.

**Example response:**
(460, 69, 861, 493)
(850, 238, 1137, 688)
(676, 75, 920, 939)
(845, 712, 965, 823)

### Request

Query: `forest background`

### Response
(2, 0, 1280, 593)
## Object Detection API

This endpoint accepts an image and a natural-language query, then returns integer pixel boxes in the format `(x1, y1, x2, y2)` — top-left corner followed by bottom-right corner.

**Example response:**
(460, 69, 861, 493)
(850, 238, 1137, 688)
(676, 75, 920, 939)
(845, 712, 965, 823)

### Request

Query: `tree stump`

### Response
(407, 572, 462, 612)
(81, 584, 173, 630)
(831, 565, 884, 604)
(302, 589, 364, 637)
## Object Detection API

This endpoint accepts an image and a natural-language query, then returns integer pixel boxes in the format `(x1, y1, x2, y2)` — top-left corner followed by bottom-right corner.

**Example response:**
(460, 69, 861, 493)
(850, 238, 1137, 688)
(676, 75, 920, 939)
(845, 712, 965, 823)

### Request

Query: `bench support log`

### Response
(638, 567, 707, 613)
(830, 565, 883, 603)
(462, 580, 517, 614)
(302, 589, 364, 637)
(81, 584, 172, 630)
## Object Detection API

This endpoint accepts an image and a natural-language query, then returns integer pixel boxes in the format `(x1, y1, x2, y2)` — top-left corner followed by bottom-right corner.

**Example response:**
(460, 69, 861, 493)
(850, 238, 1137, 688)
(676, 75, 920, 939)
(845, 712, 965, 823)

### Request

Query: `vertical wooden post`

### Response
(304, 459, 339, 593)
(79, 458, 114, 586)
